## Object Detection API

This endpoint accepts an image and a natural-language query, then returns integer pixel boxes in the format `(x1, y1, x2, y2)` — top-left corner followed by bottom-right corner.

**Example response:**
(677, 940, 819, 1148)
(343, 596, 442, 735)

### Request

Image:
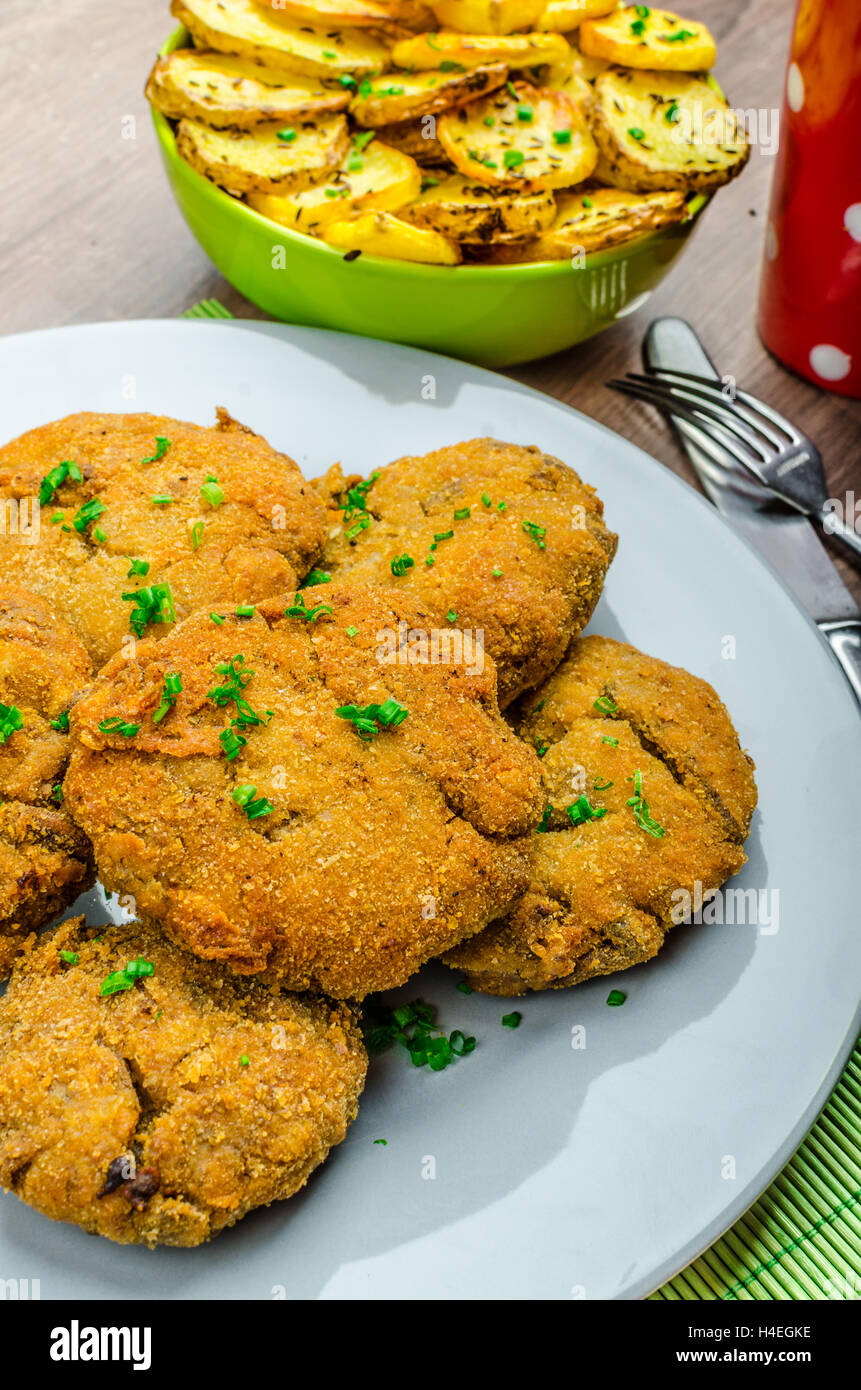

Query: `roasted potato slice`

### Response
(537, 0, 617, 31)
(247, 138, 421, 231)
(375, 0, 438, 29)
(544, 40, 608, 85)
(322, 209, 463, 261)
(438, 80, 597, 190)
(259, 0, 397, 24)
(526, 185, 686, 256)
(176, 114, 350, 194)
(427, 0, 546, 35)
(589, 68, 750, 192)
(374, 116, 447, 163)
(171, 0, 390, 76)
(350, 61, 508, 125)
(391, 29, 569, 68)
(146, 50, 350, 127)
(402, 169, 556, 241)
(580, 6, 716, 71)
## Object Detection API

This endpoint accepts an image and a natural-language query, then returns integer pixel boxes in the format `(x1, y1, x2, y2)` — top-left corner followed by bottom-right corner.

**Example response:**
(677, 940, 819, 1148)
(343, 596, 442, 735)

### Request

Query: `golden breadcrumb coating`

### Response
(313, 439, 617, 707)
(445, 636, 757, 994)
(0, 410, 326, 668)
(0, 916, 367, 1248)
(0, 585, 94, 975)
(64, 584, 543, 998)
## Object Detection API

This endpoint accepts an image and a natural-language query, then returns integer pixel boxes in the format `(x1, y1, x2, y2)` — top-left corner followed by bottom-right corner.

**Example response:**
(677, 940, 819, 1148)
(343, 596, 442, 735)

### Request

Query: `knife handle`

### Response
(819, 621, 861, 707)
(818, 509, 861, 566)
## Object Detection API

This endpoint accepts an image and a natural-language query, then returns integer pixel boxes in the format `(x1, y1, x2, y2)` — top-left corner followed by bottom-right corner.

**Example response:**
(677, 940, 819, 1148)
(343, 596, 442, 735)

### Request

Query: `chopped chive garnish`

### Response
(0, 703, 23, 746)
(49, 783, 63, 804)
(240, 1053, 250, 1066)
(502, 1012, 521, 1028)
(276, 127, 296, 142)
(210, 612, 225, 625)
(446, 610, 457, 623)
(345, 515, 371, 540)
(535, 804, 553, 832)
(126, 558, 149, 577)
(593, 777, 614, 791)
(593, 695, 618, 715)
(59, 950, 78, 965)
(456, 980, 472, 995)
(208, 654, 253, 706)
(339, 471, 379, 522)
(93, 526, 106, 543)
(552, 129, 572, 145)
(363, 999, 475, 1071)
(100, 957, 155, 997)
(72, 498, 106, 534)
(301, 568, 331, 587)
(200, 479, 224, 508)
(492, 566, 502, 577)
(150, 495, 173, 506)
(535, 739, 549, 758)
(582, 195, 593, 208)
(152, 672, 182, 724)
(336, 698, 408, 740)
(141, 436, 170, 464)
(231, 784, 273, 820)
(125, 958, 154, 979)
(220, 726, 246, 761)
(50, 711, 70, 733)
(191, 521, 204, 550)
(283, 591, 332, 622)
(481, 492, 492, 507)
(659, 28, 694, 42)
(390, 554, 415, 577)
(522, 520, 546, 547)
(506, 79, 518, 98)
(497, 500, 507, 511)
(630, 17, 645, 34)
(122, 582, 175, 638)
(665, 100, 680, 123)
(607, 989, 627, 1007)
(98, 717, 140, 738)
(433, 529, 454, 543)
(373, 1138, 387, 1144)
(516, 104, 533, 122)
(602, 735, 619, 746)
(39, 459, 82, 505)
(503, 149, 524, 169)
(453, 507, 470, 520)
(531, 698, 546, 714)
(628, 127, 646, 142)
(51, 511, 64, 525)
(566, 794, 606, 826)
(235, 604, 255, 618)
(353, 130, 375, 151)
(346, 624, 358, 638)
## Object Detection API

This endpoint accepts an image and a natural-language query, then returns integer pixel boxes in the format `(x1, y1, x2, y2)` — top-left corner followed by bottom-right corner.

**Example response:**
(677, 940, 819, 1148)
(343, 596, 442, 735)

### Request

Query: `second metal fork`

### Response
(607, 368, 861, 564)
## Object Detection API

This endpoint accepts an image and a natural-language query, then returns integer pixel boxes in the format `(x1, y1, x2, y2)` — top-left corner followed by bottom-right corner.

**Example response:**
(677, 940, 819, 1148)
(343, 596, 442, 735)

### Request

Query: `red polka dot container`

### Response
(757, 0, 861, 399)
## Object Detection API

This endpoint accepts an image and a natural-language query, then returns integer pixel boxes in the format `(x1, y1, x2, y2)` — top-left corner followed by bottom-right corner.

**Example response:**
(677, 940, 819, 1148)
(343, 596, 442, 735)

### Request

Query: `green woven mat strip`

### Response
(180, 296, 861, 1303)
(181, 298, 235, 320)
(653, 1041, 861, 1300)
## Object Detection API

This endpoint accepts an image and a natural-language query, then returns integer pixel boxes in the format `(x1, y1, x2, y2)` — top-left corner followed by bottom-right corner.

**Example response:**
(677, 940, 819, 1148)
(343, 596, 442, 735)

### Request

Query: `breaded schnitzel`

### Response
(0, 916, 366, 1247)
(445, 636, 757, 993)
(313, 439, 617, 707)
(64, 583, 543, 998)
(0, 409, 326, 668)
(0, 585, 94, 976)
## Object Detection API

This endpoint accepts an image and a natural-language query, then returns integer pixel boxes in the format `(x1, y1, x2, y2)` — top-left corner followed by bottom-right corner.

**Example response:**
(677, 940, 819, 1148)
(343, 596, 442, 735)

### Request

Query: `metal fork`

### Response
(607, 368, 861, 564)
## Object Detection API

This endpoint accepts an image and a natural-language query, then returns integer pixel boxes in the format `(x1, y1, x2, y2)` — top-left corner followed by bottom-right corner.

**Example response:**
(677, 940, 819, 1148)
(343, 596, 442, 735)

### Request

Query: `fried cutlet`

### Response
(313, 439, 617, 707)
(444, 636, 757, 994)
(63, 583, 544, 999)
(0, 409, 326, 668)
(0, 585, 94, 976)
(0, 916, 366, 1247)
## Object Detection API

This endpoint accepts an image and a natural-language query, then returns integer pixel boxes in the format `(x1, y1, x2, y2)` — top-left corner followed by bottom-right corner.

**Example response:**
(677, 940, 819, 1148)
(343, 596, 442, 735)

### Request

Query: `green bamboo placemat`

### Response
(181, 297, 861, 1303)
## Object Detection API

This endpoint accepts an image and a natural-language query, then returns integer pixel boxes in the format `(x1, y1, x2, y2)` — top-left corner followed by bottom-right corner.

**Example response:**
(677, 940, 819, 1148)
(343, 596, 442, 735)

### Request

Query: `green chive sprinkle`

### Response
(152, 672, 182, 724)
(200, 479, 224, 508)
(566, 794, 606, 827)
(126, 558, 149, 577)
(59, 950, 78, 965)
(235, 604, 256, 618)
(363, 999, 475, 1071)
(210, 613, 225, 625)
(446, 610, 457, 623)
(150, 495, 173, 506)
(284, 592, 332, 622)
(72, 498, 106, 534)
(453, 507, 470, 520)
(191, 521, 204, 550)
(502, 1012, 521, 1029)
(232, 784, 273, 820)
(141, 436, 170, 464)
(607, 989, 627, 1006)
(552, 129, 572, 145)
(602, 735, 619, 746)
(38, 459, 82, 506)
(98, 717, 140, 738)
(593, 695, 618, 715)
(346, 624, 358, 638)
(50, 711, 70, 733)
(336, 698, 408, 741)
(482, 492, 492, 507)
(390, 554, 415, 577)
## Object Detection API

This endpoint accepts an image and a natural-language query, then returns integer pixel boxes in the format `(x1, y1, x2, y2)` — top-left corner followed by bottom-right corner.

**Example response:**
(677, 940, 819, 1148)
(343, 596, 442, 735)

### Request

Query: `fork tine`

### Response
(612, 376, 774, 466)
(645, 369, 802, 443)
(607, 379, 769, 475)
(625, 372, 786, 454)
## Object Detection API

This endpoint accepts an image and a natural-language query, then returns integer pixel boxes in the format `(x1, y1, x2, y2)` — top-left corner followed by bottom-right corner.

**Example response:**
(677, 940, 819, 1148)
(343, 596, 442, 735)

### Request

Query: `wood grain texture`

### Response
(0, 0, 859, 601)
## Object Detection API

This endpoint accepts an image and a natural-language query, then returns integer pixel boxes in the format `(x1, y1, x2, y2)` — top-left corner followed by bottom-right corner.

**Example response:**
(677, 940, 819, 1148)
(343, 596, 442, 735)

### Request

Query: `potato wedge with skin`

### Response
(247, 139, 421, 232)
(176, 115, 350, 195)
(260, 0, 397, 25)
(527, 185, 687, 256)
(171, 0, 390, 76)
(427, 0, 546, 35)
(146, 50, 350, 127)
(589, 68, 749, 192)
(438, 81, 597, 190)
(537, 0, 617, 32)
(350, 61, 508, 125)
(374, 116, 447, 163)
(402, 170, 556, 242)
(322, 210, 463, 262)
(391, 29, 569, 68)
(580, 6, 717, 71)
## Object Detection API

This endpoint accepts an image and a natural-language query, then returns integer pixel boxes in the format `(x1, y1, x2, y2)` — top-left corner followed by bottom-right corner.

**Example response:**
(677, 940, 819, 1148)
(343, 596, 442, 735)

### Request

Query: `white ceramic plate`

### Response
(0, 320, 858, 1302)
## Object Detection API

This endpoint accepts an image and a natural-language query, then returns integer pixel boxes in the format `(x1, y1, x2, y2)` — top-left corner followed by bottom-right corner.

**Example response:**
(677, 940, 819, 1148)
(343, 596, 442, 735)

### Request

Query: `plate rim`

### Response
(2, 315, 859, 1301)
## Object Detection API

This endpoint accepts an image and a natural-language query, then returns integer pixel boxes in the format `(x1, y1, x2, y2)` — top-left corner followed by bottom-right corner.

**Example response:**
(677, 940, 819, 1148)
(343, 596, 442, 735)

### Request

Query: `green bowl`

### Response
(153, 25, 707, 368)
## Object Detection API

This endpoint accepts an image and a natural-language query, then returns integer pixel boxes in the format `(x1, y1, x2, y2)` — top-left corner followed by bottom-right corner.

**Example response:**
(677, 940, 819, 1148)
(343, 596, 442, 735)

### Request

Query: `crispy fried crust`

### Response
(0, 410, 326, 669)
(0, 917, 366, 1247)
(0, 586, 94, 974)
(64, 586, 542, 998)
(444, 636, 757, 993)
(314, 439, 617, 707)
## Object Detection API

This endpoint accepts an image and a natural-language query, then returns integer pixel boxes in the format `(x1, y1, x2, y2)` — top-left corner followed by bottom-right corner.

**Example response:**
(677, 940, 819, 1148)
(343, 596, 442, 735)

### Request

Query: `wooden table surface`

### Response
(2, 0, 859, 602)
